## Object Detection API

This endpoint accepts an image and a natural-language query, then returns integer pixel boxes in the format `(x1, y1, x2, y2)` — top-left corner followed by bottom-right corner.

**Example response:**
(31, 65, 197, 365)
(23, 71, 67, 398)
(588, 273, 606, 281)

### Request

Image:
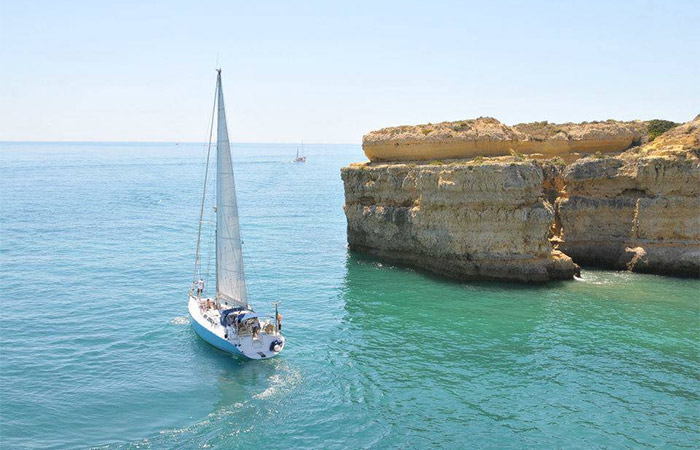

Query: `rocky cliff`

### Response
(363, 117, 648, 162)
(342, 161, 579, 282)
(554, 117, 700, 276)
(343, 116, 699, 281)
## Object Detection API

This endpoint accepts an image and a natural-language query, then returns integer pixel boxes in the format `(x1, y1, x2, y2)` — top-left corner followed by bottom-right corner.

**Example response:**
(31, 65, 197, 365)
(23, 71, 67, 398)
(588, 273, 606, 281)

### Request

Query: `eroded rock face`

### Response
(343, 116, 699, 281)
(555, 117, 700, 276)
(341, 162, 579, 281)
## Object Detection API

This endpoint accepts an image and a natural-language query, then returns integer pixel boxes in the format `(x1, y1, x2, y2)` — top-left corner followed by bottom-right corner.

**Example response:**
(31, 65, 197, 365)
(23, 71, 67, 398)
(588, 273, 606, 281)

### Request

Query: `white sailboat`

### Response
(293, 142, 307, 163)
(188, 69, 285, 360)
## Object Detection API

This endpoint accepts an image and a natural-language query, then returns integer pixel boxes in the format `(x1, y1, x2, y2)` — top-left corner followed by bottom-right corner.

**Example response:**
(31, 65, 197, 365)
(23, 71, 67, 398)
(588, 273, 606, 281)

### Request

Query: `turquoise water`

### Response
(1, 142, 698, 449)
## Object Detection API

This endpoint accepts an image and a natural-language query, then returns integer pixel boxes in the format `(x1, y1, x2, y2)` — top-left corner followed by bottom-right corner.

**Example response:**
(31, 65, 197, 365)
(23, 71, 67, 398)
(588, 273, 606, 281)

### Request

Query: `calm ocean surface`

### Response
(0, 142, 698, 449)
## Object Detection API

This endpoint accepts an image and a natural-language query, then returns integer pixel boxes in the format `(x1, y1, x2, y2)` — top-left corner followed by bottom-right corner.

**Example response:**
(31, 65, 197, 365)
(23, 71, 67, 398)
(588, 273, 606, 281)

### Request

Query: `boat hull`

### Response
(189, 311, 246, 356)
(188, 296, 284, 360)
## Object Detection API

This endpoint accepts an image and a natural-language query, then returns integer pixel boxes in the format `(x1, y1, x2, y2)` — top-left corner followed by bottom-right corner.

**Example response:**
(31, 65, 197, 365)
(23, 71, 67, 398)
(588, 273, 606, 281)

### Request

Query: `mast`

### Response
(215, 70, 249, 307)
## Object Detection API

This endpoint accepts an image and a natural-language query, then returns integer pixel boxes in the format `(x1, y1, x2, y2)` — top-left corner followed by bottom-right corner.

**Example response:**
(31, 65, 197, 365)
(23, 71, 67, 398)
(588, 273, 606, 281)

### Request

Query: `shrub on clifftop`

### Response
(647, 119, 680, 142)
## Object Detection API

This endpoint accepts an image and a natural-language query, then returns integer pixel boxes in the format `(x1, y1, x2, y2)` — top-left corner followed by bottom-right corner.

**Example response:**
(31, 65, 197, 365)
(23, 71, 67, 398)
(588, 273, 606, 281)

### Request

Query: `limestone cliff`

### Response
(363, 118, 648, 162)
(554, 117, 700, 276)
(341, 161, 579, 282)
(343, 116, 699, 281)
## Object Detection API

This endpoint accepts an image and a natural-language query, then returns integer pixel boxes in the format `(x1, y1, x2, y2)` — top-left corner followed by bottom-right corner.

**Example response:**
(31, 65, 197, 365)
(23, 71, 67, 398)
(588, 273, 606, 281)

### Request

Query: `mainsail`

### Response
(215, 70, 248, 306)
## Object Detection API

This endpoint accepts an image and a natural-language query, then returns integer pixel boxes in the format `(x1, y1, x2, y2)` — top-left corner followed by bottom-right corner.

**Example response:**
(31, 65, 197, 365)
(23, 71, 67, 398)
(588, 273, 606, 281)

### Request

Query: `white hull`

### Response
(188, 296, 285, 360)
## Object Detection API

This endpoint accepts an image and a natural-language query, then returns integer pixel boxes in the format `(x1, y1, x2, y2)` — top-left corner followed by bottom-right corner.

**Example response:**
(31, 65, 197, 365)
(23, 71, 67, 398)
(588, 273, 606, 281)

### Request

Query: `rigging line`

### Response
(243, 238, 274, 312)
(205, 221, 215, 295)
(193, 78, 219, 282)
(204, 175, 217, 285)
(247, 258, 267, 301)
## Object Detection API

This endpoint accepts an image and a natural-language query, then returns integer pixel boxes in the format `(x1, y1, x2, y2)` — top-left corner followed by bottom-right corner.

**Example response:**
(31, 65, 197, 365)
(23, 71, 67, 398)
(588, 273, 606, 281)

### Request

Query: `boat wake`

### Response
(253, 366, 302, 400)
(170, 316, 189, 325)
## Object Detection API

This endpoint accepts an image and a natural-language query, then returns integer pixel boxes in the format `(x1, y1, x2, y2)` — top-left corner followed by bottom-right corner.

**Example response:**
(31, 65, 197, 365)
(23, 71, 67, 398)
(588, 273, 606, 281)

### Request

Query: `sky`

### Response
(1, 0, 698, 144)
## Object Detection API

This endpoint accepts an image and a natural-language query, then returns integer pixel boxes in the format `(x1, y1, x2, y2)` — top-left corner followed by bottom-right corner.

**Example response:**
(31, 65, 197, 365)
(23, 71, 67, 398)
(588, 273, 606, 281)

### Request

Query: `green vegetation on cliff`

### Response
(647, 119, 679, 142)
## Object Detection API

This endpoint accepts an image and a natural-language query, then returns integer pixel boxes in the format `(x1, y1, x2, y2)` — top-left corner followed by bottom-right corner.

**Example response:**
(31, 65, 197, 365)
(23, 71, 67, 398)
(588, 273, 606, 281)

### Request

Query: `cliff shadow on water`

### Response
(334, 251, 700, 448)
(340, 250, 571, 345)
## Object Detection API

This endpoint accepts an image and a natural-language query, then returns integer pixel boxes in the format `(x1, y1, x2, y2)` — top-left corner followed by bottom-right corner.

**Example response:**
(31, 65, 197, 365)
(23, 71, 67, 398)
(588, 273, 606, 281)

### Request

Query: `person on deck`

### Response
(252, 321, 261, 338)
(197, 279, 204, 296)
(277, 312, 283, 332)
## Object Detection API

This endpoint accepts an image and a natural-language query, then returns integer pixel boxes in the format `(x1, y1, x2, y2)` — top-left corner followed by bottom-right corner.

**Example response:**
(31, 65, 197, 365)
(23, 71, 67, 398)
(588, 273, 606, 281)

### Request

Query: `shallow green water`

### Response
(1, 142, 698, 449)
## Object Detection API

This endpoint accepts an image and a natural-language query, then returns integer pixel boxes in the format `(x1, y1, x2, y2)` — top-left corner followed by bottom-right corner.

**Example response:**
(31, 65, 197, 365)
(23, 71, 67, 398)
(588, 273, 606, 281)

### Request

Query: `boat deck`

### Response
(188, 296, 285, 359)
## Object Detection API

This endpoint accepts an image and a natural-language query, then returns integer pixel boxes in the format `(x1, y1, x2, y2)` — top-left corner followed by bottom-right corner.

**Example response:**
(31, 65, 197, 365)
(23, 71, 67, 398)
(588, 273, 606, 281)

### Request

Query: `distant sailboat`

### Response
(188, 69, 285, 360)
(293, 142, 307, 163)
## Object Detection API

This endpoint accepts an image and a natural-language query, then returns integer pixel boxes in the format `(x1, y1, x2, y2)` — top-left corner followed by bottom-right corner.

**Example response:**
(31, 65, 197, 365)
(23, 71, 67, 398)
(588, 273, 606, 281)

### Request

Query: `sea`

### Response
(0, 142, 698, 449)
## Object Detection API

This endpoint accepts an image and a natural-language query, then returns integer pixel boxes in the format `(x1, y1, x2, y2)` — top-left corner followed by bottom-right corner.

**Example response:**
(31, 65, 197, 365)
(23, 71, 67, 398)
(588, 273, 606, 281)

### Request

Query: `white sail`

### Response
(215, 71, 248, 307)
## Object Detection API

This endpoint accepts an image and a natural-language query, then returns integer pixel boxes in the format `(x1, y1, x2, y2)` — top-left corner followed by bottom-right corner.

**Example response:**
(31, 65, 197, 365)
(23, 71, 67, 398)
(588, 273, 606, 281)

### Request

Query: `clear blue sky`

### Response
(1, 0, 698, 143)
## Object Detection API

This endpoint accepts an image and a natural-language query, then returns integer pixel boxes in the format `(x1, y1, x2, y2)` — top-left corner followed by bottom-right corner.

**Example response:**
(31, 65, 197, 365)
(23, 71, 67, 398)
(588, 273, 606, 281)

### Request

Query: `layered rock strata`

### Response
(341, 162, 579, 281)
(363, 117, 647, 162)
(554, 117, 700, 276)
(343, 116, 699, 281)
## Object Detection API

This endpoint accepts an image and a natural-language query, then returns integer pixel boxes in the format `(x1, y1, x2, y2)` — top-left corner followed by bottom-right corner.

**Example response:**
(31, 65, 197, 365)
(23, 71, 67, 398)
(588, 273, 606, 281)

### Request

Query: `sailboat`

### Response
(188, 69, 285, 360)
(293, 142, 307, 163)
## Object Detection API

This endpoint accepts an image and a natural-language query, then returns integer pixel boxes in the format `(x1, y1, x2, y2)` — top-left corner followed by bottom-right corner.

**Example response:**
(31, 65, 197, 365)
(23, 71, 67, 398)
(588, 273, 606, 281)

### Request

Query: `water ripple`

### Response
(1, 143, 698, 449)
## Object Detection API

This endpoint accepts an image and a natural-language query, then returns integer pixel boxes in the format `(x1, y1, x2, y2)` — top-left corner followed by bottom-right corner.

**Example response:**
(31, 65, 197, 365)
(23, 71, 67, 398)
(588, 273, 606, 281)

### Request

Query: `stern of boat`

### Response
(188, 295, 285, 360)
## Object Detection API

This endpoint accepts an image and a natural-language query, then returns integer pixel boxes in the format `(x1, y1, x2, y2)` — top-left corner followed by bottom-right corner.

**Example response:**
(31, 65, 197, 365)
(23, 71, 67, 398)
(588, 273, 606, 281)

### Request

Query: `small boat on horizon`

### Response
(293, 142, 307, 163)
(188, 69, 285, 360)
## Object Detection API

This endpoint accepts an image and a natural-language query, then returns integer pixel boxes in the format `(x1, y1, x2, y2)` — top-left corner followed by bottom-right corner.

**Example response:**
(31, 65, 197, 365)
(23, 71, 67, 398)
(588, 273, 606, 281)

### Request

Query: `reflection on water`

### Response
(335, 252, 700, 448)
